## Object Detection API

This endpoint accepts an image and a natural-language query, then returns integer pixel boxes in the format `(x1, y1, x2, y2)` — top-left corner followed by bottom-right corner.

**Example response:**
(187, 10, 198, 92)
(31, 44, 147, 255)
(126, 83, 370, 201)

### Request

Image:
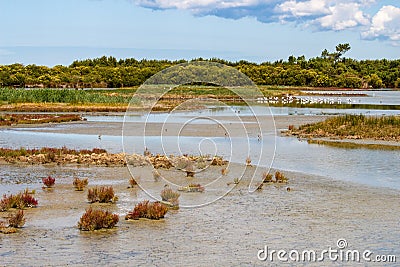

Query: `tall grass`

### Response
(0, 88, 131, 104)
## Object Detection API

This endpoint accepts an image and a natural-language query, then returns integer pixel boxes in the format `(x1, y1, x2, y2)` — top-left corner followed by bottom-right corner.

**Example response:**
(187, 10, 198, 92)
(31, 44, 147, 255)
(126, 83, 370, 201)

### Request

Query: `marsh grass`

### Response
(125, 201, 168, 220)
(87, 186, 118, 203)
(0, 88, 131, 105)
(290, 114, 400, 141)
(8, 210, 26, 228)
(275, 171, 288, 183)
(160, 188, 180, 207)
(262, 172, 273, 183)
(221, 168, 229, 175)
(308, 139, 400, 150)
(0, 190, 38, 211)
(128, 177, 138, 188)
(245, 156, 252, 166)
(73, 178, 89, 191)
(78, 208, 119, 231)
(42, 176, 55, 188)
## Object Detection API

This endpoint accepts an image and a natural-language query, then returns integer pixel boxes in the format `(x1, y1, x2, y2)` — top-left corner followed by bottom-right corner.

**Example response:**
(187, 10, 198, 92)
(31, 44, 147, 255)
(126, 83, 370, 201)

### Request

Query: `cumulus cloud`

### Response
(277, 0, 329, 18)
(315, 3, 370, 30)
(362, 5, 400, 42)
(131, 0, 400, 43)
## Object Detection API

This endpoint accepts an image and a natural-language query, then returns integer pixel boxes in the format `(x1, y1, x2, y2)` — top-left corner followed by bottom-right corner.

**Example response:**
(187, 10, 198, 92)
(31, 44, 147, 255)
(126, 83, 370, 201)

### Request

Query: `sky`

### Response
(0, 0, 399, 66)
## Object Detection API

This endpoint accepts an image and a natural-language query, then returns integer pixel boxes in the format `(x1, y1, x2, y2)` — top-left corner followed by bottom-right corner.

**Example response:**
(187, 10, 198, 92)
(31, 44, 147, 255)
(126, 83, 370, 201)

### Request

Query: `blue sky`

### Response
(0, 0, 399, 66)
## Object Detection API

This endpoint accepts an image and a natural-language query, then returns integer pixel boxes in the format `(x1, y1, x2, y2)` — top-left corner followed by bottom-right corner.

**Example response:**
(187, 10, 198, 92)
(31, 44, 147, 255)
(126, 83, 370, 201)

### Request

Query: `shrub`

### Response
(262, 172, 273, 183)
(125, 200, 168, 220)
(211, 156, 226, 166)
(221, 168, 228, 175)
(87, 186, 118, 203)
(77, 208, 119, 231)
(8, 210, 25, 228)
(160, 188, 180, 206)
(275, 171, 288, 183)
(19, 190, 39, 207)
(128, 177, 138, 188)
(0, 190, 38, 211)
(73, 178, 88, 191)
(246, 156, 252, 166)
(42, 176, 55, 188)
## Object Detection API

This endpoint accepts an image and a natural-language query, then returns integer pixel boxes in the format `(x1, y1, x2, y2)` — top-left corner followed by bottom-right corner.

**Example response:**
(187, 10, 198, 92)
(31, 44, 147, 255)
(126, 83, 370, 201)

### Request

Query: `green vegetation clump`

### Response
(290, 114, 400, 141)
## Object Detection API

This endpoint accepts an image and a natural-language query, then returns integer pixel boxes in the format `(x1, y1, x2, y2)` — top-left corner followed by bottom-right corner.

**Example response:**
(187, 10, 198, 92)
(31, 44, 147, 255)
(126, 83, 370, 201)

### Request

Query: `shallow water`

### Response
(1, 128, 399, 190)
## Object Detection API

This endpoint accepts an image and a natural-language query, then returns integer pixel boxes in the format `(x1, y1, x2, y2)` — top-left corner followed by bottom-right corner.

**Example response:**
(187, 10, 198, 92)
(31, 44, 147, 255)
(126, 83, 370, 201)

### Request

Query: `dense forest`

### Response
(0, 44, 399, 89)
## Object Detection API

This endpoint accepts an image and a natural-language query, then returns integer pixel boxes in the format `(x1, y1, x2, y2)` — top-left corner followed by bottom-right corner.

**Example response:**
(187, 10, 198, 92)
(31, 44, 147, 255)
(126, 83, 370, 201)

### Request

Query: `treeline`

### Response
(1, 44, 399, 89)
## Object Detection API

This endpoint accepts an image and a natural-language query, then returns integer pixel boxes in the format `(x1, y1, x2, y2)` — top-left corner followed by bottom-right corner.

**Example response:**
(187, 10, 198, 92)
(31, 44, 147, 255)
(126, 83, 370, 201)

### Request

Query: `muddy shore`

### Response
(0, 163, 399, 266)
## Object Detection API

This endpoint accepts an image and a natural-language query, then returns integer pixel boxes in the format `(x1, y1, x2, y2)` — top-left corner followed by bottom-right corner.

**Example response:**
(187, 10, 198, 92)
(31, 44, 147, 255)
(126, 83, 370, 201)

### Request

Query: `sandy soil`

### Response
(0, 163, 399, 266)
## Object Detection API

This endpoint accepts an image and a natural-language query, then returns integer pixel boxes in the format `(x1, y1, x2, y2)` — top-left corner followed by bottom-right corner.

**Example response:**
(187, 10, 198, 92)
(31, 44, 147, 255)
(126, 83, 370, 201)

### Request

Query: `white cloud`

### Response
(131, 0, 400, 45)
(362, 5, 400, 42)
(277, 0, 329, 17)
(315, 3, 370, 30)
